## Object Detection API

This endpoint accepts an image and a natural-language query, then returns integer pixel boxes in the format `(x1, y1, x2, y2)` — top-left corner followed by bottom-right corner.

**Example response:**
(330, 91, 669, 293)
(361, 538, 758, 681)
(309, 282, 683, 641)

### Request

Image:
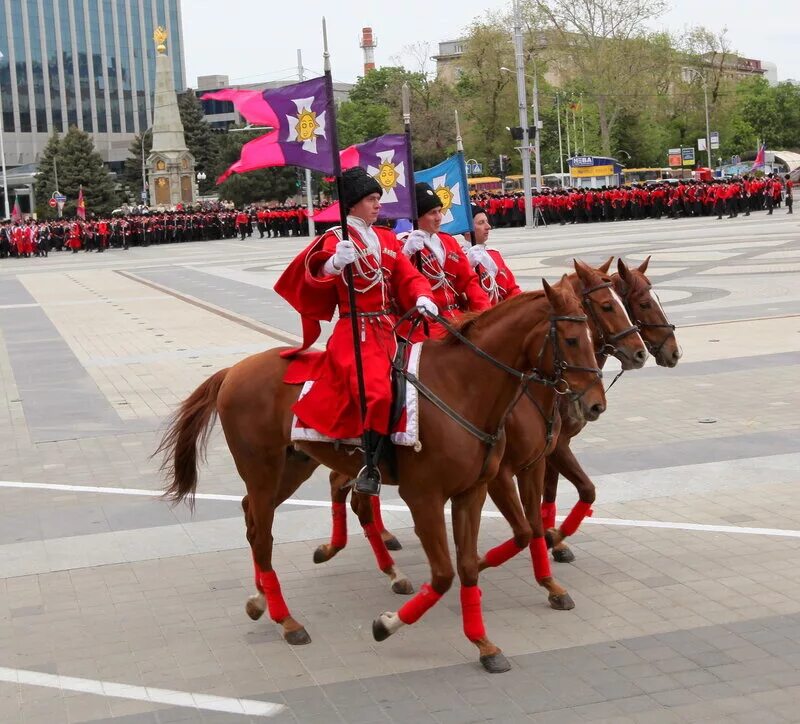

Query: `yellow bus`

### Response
(622, 168, 692, 185)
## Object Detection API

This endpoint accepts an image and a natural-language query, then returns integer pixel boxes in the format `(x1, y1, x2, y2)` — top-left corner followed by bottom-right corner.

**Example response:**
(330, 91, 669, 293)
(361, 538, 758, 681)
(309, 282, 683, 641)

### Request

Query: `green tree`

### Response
(121, 130, 152, 202)
(33, 132, 61, 217)
(178, 89, 220, 193)
(54, 126, 119, 217)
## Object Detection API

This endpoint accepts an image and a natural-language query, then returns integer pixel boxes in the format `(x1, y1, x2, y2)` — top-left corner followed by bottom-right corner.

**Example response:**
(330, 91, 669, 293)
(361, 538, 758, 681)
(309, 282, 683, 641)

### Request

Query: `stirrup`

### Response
(353, 466, 381, 496)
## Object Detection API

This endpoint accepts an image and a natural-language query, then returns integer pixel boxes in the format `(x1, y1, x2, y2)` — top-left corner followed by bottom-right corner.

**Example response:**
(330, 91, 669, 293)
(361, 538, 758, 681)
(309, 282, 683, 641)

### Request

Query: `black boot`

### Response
(353, 429, 387, 496)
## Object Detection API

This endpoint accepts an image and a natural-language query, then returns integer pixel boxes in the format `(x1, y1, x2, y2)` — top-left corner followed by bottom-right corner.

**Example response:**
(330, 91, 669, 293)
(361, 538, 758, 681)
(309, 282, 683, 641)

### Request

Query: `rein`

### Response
(580, 280, 640, 358)
(615, 280, 677, 359)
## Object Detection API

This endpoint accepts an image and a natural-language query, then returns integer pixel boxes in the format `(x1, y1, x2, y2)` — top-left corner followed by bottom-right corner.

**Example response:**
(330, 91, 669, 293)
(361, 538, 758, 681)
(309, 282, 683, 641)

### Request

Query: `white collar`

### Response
(419, 229, 445, 265)
(347, 215, 380, 260)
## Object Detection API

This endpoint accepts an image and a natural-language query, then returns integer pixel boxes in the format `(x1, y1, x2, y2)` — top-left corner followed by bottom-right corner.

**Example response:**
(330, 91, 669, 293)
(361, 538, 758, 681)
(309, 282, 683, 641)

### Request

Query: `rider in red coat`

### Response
(275, 167, 436, 495)
(399, 183, 490, 340)
(460, 204, 521, 306)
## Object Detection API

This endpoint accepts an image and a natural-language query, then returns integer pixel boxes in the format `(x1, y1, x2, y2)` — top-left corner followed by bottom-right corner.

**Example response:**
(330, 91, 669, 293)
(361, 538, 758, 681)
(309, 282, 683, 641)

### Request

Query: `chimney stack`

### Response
(359, 27, 377, 74)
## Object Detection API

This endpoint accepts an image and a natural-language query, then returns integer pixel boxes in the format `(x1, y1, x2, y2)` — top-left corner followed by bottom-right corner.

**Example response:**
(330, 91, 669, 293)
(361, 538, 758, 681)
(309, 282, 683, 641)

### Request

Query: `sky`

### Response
(182, 0, 800, 88)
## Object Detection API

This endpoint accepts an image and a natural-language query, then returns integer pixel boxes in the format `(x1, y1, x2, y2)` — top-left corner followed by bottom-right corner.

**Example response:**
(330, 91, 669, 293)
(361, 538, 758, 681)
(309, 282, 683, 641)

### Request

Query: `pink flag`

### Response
(10, 196, 21, 222)
(77, 186, 86, 220)
(750, 143, 766, 171)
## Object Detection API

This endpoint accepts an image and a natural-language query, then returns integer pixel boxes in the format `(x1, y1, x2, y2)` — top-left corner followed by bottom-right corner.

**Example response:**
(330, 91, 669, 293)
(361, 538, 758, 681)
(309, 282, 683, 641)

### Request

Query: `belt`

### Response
(339, 308, 391, 319)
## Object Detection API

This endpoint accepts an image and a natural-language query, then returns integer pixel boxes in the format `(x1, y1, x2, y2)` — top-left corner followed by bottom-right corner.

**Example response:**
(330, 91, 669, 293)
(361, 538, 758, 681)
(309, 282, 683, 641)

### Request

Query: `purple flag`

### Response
(203, 77, 336, 181)
(340, 134, 413, 219)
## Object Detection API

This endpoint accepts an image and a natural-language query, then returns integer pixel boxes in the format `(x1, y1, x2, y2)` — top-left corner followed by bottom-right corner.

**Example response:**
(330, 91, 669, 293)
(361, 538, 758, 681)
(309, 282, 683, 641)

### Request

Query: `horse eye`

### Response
(601, 304, 613, 313)
(566, 338, 578, 347)
(640, 302, 652, 310)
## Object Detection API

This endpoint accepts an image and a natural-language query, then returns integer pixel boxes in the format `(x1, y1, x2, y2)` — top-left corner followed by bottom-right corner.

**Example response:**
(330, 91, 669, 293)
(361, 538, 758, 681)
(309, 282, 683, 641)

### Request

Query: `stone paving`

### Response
(0, 213, 798, 722)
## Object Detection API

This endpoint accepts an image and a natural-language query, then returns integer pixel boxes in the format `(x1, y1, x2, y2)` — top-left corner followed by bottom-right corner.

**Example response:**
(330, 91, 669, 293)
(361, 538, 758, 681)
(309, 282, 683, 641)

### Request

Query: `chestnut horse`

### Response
(314, 258, 647, 611)
(159, 278, 605, 673)
(544, 256, 681, 563)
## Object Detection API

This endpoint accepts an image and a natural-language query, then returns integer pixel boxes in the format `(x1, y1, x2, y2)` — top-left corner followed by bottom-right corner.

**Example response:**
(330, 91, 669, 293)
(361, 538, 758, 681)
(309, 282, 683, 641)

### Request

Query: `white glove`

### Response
(415, 296, 438, 316)
(402, 229, 427, 256)
(323, 239, 357, 275)
(466, 244, 490, 267)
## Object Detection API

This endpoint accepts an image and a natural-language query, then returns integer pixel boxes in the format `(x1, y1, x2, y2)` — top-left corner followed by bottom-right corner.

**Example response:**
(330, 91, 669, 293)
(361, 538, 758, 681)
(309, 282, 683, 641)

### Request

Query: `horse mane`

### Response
(442, 290, 547, 345)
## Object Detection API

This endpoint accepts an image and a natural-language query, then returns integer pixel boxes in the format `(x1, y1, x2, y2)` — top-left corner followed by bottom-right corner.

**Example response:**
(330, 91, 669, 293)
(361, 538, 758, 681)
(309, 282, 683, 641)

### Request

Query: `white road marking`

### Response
(0, 666, 284, 717)
(1, 479, 799, 540)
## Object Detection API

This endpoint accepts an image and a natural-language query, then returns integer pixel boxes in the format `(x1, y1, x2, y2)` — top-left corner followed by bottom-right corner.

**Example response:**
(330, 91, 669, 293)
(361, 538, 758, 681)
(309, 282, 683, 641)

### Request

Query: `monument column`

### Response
(147, 27, 196, 207)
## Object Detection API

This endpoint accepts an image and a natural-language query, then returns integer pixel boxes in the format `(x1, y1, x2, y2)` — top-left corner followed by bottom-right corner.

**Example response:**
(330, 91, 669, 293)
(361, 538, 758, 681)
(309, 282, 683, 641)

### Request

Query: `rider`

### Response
(275, 167, 437, 496)
(399, 183, 490, 338)
(459, 204, 522, 306)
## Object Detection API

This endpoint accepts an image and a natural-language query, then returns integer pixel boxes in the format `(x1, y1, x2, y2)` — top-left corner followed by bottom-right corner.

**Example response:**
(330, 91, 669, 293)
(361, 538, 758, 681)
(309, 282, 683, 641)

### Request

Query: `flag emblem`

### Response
(432, 174, 462, 224)
(368, 148, 407, 204)
(287, 97, 326, 153)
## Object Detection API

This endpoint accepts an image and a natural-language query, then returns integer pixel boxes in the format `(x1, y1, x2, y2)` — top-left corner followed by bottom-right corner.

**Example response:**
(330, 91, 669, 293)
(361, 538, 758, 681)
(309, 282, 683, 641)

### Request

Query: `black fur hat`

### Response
(416, 182, 443, 217)
(342, 167, 382, 212)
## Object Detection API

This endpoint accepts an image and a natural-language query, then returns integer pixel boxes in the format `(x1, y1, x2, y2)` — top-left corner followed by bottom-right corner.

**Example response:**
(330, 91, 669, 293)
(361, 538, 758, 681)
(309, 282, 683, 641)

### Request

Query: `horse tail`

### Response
(157, 367, 230, 509)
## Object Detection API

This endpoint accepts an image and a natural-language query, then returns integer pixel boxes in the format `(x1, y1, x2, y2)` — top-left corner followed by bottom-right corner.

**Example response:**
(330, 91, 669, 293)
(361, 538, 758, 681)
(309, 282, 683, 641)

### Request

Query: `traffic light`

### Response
(488, 157, 499, 175)
(499, 155, 510, 175)
(508, 126, 524, 141)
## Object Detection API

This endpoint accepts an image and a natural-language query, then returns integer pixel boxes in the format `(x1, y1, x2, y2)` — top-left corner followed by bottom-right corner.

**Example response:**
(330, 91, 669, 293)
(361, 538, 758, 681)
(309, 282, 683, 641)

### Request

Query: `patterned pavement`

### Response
(0, 212, 799, 722)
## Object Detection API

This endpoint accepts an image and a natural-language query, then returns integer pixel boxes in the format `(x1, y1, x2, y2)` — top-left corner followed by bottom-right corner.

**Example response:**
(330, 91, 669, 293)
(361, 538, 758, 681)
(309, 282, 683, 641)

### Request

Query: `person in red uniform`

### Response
(399, 183, 490, 339)
(67, 222, 82, 253)
(275, 167, 437, 495)
(235, 209, 249, 240)
(785, 174, 793, 215)
(460, 204, 521, 306)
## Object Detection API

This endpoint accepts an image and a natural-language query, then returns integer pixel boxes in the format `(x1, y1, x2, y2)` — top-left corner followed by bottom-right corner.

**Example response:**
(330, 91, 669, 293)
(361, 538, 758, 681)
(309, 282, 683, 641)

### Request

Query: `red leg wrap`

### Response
(257, 570, 291, 623)
(363, 522, 394, 571)
(398, 582, 443, 625)
(530, 536, 552, 582)
(460, 585, 486, 642)
(330, 502, 348, 548)
(541, 501, 556, 530)
(369, 495, 387, 534)
(483, 538, 525, 568)
(560, 501, 593, 537)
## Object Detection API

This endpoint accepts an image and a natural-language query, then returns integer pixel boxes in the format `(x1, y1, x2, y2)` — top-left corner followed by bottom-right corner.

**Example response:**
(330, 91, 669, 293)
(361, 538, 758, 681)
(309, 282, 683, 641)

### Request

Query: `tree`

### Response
(178, 89, 220, 193)
(532, 0, 673, 156)
(33, 132, 61, 217)
(121, 130, 152, 203)
(54, 126, 119, 217)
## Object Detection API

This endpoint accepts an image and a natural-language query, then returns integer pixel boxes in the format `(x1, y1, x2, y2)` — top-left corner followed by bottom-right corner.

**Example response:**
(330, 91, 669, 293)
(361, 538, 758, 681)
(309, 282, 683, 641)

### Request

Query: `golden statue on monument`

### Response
(154, 26, 168, 54)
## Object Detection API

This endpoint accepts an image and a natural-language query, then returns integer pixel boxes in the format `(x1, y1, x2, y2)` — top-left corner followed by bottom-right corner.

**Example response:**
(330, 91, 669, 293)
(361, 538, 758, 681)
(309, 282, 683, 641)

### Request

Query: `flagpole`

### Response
(296, 49, 315, 238)
(454, 109, 474, 240)
(401, 83, 419, 230)
(323, 18, 372, 471)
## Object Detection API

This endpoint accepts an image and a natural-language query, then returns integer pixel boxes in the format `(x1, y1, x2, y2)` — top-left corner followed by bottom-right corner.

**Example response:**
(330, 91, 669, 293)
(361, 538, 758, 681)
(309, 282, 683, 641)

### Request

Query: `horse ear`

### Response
(617, 257, 631, 281)
(542, 277, 557, 306)
(572, 258, 590, 282)
(598, 256, 613, 274)
(638, 255, 651, 274)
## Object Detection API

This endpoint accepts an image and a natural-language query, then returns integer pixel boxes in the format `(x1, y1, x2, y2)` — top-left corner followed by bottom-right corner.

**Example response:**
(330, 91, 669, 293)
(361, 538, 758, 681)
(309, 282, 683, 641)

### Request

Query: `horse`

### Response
(158, 277, 606, 673)
(314, 257, 648, 612)
(544, 256, 681, 564)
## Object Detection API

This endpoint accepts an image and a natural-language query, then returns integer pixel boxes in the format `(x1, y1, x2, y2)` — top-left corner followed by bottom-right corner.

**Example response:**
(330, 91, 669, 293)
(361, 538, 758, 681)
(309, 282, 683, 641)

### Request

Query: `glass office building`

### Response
(0, 0, 186, 166)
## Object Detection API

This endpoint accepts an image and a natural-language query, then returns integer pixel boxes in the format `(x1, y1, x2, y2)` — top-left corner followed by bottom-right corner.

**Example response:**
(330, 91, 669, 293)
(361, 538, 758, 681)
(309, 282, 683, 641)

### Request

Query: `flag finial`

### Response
(322, 18, 331, 73)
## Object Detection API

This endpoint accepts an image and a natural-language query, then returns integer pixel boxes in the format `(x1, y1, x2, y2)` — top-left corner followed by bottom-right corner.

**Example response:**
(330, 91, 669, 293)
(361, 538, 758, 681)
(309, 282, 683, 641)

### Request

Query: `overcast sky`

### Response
(183, 0, 799, 88)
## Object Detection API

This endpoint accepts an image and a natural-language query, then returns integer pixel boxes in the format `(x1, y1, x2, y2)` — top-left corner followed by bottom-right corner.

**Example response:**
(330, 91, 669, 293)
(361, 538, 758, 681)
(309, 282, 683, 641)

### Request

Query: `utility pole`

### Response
(511, 0, 533, 227)
(531, 58, 542, 190)
(297, 49, 315, 237)
(0, 51, 9, 219)
(556, 93, 564, 178)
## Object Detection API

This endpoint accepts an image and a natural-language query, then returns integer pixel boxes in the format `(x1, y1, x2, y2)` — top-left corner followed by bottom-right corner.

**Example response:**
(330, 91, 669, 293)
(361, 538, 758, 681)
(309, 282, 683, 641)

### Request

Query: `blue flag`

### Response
(415, 153, 472, 234)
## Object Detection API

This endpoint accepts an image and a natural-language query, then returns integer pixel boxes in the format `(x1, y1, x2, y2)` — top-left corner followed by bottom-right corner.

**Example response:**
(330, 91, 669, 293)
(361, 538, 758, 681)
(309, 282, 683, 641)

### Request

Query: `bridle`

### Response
(615, 279, 677, 359)
(393, 307, 602, 477)
(580, 280, 640, 359)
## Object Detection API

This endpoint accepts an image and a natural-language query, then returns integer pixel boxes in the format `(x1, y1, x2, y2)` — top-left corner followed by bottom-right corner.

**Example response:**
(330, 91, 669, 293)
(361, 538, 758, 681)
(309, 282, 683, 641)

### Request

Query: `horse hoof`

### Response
(552, 546, 576, 563)
(391, 578, 414, 595)
(383, 536, 402, 551)
(480, 653, 511, 674)
(245, 595, 265, 621)
(313, 546, 329, 564)
(548, 592, 575, 611)
(284, 627, 312, 645)
(372, 617, 392, 642)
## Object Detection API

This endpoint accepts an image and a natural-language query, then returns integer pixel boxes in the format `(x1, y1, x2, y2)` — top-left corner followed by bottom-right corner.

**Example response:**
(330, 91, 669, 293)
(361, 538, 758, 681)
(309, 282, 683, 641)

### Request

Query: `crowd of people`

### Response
(0, 205, 320, 258)
(474, 174, 794, 227)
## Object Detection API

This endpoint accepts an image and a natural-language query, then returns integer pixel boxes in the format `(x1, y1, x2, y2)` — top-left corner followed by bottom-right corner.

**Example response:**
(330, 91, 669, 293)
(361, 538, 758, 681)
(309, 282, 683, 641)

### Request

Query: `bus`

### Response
(622, 167, 693, 185)
(467, 176, 503, 193)
(504, 173, 570, 190)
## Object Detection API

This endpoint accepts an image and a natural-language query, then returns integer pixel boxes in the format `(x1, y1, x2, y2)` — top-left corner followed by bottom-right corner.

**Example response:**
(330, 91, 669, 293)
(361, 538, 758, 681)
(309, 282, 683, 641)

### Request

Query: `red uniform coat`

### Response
(275, 223, 432, 439)
(476, 249, 522, 305)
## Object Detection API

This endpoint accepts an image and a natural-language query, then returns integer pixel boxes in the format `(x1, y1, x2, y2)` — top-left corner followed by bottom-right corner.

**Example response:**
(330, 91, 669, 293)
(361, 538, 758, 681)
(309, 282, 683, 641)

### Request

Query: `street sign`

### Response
(54, 193, 66, 203)
(710, 131, 720, 150)
(48, 198, 57, 208)
(668, 148, 682, 167)
(681, 147, 696, 166)
(698, 138, 707, 151)
(141, 191, 148, 202)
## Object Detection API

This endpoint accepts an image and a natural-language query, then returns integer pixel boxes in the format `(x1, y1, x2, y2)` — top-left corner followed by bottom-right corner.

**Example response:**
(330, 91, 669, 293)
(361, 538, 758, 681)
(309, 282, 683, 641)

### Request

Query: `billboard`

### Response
(681, 147, 696, 166)
(668, 148, 682, 167)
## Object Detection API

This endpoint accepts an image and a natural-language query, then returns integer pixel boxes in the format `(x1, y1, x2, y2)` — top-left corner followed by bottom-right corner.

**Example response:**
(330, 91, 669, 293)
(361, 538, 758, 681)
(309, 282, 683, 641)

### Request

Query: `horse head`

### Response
(614, 257, 681, 368)
(572, 257, 647, 370)
(541, 277, 607, 422)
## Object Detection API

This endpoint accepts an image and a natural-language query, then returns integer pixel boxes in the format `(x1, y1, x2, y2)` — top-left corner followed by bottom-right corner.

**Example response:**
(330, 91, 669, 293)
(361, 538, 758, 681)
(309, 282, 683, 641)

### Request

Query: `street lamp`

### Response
(140, 127, 152, 205)
(196, 171, 207, 183)
(616, 149, 631, 161)
(0, 51, 9, 219)
(682, 67, 712, 170)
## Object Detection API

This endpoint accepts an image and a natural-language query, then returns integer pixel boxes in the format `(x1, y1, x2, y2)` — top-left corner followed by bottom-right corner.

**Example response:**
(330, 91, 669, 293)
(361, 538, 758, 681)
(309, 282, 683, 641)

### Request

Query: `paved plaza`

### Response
(0, 213, 799, 723)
